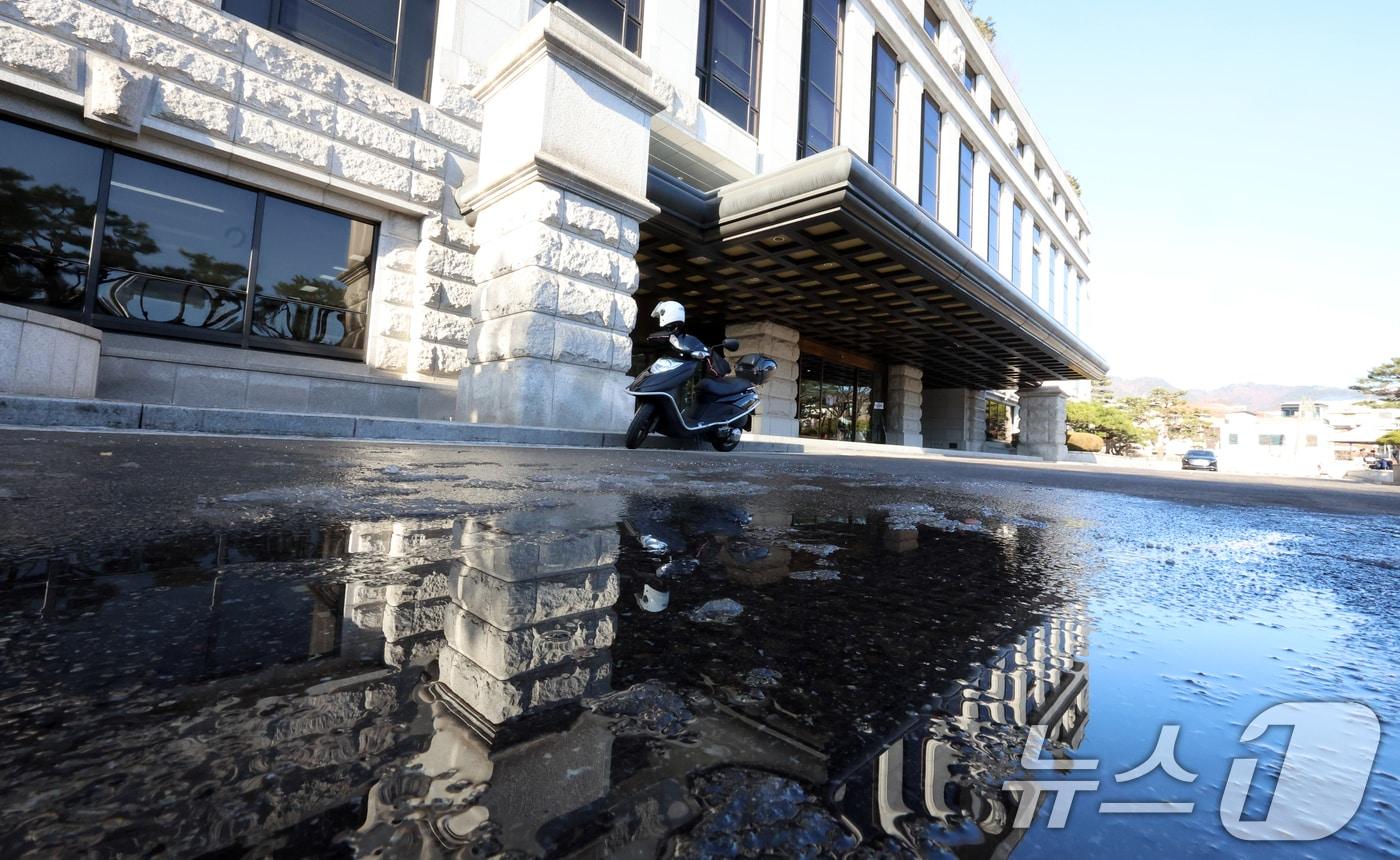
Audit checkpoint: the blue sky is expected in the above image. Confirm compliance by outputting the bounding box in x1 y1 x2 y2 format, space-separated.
981 0 1400 389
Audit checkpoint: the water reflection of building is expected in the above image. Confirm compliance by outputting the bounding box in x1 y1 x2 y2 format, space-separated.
832 613 1090 855
364 500 1093 857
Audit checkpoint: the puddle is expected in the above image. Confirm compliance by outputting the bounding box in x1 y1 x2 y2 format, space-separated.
1 483 1398 858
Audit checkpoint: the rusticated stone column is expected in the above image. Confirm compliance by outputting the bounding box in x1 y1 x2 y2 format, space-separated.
725 321 800 437
455 6 664 430
884 364 923 447
1017 385 1069 461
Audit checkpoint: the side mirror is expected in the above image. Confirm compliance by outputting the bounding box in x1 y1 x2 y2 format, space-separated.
722 338 740 351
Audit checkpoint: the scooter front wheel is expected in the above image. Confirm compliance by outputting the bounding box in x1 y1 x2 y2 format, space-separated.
711 434 741 452
625 402 658 449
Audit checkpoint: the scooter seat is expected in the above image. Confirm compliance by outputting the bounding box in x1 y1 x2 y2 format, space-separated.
696 376 753 398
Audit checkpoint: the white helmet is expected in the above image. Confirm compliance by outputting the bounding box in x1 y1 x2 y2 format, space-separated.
651 300 686 330
636 584 670 613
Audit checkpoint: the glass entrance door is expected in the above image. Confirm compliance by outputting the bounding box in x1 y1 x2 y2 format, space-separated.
797 354 885 443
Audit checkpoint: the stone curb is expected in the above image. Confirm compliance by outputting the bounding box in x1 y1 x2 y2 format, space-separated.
0 394 806 453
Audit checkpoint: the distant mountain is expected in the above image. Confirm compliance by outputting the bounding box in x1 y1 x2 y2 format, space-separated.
1109 377 1357 412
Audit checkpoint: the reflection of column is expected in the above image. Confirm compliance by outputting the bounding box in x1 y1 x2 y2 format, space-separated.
438 503 621 725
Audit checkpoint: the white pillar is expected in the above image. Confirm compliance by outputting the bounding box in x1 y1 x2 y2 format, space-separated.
894 64 923 200
726 321 800 437
456 6 665 432
1017 386 1069 461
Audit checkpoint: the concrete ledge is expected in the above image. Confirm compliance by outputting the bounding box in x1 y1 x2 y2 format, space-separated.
1 304 103 398
0 395 1012 459
355 416 610 448
0 393 140 429
142 404 358 438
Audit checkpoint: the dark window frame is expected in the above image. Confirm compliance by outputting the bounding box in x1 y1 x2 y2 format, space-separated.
986 171 1001 269
0 112 378 361
1010 200 1023 288
224 0 439 100
922 3 940 40
868 35 898 181
1031 224 1042 302
696 0 765 135
956 137 974 246
551 0 644 53
797 0 843 158
918 93 940 215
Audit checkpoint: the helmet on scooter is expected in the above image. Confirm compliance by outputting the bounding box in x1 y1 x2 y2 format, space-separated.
650 300 686 331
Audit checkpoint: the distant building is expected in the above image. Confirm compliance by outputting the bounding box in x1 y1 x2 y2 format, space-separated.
1216 398 1400 477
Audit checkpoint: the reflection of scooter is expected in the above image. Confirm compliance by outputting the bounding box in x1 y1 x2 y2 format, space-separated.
624 301 776 452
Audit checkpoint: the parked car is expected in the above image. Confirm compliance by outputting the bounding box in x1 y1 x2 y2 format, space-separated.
1181 449 1218 471
1369 457 1394 471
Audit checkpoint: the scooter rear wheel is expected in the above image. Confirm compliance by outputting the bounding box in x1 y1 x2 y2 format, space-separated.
625 403 658 449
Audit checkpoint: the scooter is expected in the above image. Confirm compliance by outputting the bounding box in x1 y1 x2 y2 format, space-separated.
624 330 777 452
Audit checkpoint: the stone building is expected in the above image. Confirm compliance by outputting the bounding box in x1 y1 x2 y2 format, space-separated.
0 0 1105 457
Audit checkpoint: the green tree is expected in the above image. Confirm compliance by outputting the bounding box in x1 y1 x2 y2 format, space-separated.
1066 173 1082 196
1119 388 1210 450
962 0 996 42
1352 357 1400 406
1066 401 1148 455
1378 429 1400 447
1090 377 1114 405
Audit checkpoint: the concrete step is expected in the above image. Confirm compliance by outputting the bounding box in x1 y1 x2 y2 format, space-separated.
746 433 1043 462
0 394 805 453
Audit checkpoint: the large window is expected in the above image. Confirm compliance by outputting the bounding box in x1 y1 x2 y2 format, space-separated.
798 0 841 158
0 121 104 314
986 173 1001 269
225 0 438 100
0 117 376 358
1031 224 1042 302
918 94 940 214
922 3 940 40
697 0 763 133
962 62 976 93
1010 201 1023 289
551 0 643 52
956 138 974 246
1048 245 1059 316
868 37 898 181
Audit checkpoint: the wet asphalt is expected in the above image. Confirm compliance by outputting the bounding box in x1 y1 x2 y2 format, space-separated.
2 429 1396 549
1 428 1399 858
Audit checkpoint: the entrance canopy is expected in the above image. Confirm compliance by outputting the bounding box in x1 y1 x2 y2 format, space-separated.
636 148 1108 390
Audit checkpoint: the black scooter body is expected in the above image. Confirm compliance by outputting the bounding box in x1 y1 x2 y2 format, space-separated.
624 333 764 451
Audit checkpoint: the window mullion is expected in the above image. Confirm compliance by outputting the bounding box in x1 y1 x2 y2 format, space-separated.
81 149 115 325
243 193 267 348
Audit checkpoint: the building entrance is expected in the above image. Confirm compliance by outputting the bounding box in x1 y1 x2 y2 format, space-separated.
797 351 885 443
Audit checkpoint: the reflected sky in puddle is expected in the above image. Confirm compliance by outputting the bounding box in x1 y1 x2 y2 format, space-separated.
1 485 1397 858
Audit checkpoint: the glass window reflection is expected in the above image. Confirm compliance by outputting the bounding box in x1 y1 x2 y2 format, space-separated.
0 118 377 357
253 197 373 349
0 121 104 312
102 156 256 289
